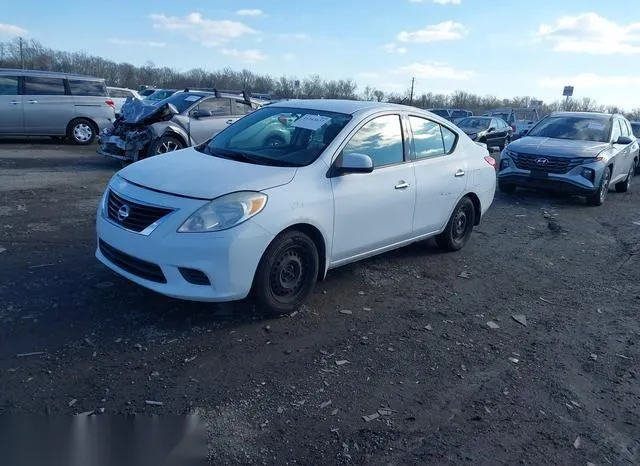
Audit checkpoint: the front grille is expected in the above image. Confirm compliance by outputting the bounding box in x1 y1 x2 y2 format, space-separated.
107 190 173 233
179 267 211 286
510 153 584 174
99 240 166 283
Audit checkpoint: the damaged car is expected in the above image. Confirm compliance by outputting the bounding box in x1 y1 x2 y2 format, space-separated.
97 90 273 163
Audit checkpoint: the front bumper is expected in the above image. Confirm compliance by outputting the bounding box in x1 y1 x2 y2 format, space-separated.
97 127 154 162
95 180 275 302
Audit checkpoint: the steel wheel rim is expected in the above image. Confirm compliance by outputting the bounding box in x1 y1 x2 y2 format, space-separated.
157 140 180 154
453 205 471 241
269 247 307 300
600 171 610 202
73 123 92 142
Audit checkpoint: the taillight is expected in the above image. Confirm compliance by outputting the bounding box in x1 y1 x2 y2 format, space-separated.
105 99 115 109
484 155 496 168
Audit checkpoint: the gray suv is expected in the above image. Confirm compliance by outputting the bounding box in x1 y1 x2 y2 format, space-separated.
0 68 116 144
498 112 639 206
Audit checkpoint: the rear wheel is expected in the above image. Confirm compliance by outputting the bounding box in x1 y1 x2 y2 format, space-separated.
67 118 96 145
252 231 319 314
587 167 611 206
615 162 635 193
435 197 476 252
147 135 184 157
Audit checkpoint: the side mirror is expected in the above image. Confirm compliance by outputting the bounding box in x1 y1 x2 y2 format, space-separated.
192 109 213 119
334 152 374 176
615 136 632 145
488 127 496 133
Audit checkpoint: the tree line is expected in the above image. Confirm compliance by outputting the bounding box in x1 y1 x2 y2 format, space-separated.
1 38 639 120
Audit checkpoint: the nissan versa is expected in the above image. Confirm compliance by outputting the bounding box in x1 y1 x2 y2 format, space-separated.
499 112 639 206
95 100 497 313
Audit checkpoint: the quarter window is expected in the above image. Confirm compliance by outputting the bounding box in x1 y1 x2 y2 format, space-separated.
441 125 457 153
24 76 66 95
0 76 18 95
69 79 107 96
409 116 445 158
343 115 404 168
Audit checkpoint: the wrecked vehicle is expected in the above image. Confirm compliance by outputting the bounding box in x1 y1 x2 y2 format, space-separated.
97 90 273 163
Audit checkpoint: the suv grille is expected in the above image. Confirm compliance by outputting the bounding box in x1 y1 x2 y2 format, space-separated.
107 190 173 233
510 153 584 174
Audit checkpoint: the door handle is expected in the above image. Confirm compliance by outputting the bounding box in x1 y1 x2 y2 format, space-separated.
454 170 465 177
27 100 38 104
10 100 19 105
395 181 410 190
226 119 235 124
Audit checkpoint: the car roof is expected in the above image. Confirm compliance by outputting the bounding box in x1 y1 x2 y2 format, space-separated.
0 67 104 81
269 99 419 115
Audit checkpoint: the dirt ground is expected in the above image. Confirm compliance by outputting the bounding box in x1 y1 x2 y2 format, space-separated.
0 138 638 465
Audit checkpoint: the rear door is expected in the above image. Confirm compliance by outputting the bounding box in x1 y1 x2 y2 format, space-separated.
0 74 23 134
187 97 235 144
23 76 71 135
409 115 467 234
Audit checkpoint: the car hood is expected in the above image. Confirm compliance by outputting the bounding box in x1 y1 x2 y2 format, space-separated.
508 137 610 158
117 98 174 125
117 148 297 199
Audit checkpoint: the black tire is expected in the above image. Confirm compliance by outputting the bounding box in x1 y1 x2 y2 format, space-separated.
498 182 516 194
147 135 184 157
252 231 319 314
499 135 511 151
264 135 286 148
616 162 635 193
435 197 476 252
67 118 97 145
586 167 611 206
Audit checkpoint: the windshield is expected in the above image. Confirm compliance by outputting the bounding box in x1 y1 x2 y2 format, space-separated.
632 123 640 138
429 109 450 118
197 106 352 167
156 93 205 113
145 89 176 101
457 117 490 130
527 116 611 142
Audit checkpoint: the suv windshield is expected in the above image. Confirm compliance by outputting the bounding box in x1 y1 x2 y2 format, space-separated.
457 117 490 129
197 106 352 167
527 116 611 142
157 93 206 113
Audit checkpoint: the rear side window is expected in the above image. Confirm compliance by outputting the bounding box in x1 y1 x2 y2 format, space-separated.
24 77 66 95
68 79 106 96
409 116 444 158
196 98 232 116
0 76 18 95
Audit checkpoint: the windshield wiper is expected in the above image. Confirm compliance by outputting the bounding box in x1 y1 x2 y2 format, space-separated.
204 148 299 167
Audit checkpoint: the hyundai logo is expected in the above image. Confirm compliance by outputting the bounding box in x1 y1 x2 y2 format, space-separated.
536 157 549 165
117 204 130 221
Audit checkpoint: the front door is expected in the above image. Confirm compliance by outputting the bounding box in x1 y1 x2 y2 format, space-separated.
0 75 23 134
330 114 416 263
408 115 467 234
188 97 237 144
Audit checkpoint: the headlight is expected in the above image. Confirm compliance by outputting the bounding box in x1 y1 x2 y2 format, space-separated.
178 191 267 233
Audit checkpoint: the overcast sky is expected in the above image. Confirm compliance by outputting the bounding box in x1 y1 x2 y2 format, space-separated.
2 0 640 108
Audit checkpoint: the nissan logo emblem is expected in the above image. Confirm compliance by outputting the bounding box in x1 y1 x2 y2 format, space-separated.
117 204 130 221
536 157 549 165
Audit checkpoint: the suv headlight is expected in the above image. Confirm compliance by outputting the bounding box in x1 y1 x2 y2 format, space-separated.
178 191 267 233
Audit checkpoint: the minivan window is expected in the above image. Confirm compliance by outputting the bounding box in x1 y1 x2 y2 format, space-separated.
69 79 106 96
0 76 18 95
24 76 66 95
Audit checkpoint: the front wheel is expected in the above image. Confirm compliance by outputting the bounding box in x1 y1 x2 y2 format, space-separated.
586 167 611 206
147 135 185 157
435 197 476 252
252 231 319 314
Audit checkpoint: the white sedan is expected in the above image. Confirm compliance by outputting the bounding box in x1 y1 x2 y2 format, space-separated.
95 100 496 313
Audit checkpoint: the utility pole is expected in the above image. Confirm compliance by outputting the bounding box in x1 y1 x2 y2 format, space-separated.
409 77 415 106
19 37 24 69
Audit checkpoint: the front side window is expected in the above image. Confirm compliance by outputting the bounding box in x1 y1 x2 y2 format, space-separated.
343 115 404 168
618 119 630 138
69 79 106 96
24 76 66 95
196 98 232 116
0 76 18 95
409 116 445 159
199 106 352 167
611 119 622 142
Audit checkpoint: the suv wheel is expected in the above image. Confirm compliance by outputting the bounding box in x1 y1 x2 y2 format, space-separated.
587 167 611 206
67 118 96 145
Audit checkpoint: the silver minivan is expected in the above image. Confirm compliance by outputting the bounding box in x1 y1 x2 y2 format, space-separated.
0 69 115 144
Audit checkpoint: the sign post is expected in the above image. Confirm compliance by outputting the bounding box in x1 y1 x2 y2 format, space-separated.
562 86 574 110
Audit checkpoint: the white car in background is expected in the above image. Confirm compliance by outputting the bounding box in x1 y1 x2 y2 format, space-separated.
107 87 142 115
95 100 497 313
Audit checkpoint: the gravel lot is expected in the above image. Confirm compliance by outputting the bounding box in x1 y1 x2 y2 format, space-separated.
0 139 639 465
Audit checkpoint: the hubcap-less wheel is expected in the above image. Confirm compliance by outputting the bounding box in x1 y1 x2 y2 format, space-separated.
73 123 93 143
270 248 306 299
157 140 180 154
600 170 611 203
452 203 472 243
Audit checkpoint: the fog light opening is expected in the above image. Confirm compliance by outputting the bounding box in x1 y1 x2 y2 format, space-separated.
581 168 595 182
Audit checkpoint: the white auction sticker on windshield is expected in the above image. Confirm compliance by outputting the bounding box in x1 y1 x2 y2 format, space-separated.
185 95 202 102
587 121 605 130
292 114 332 131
